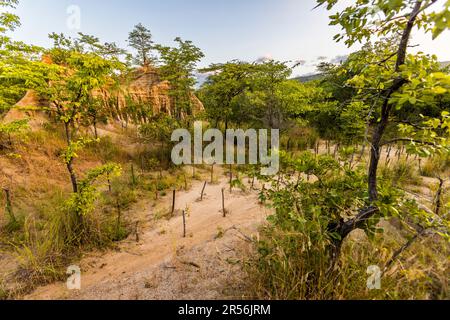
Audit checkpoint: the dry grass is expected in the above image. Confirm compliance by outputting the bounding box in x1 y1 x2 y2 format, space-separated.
0 122 203 298
248 223 449 300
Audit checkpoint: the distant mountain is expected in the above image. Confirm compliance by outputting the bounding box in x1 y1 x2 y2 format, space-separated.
292 73 324 83
440 61 450 69
292 61 450 84
195 72 209 89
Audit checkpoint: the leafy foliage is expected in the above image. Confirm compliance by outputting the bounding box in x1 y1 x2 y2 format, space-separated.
128 23 154 66
155 38 204 120
65 163 122 218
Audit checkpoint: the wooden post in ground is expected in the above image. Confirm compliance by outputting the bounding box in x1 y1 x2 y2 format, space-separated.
171 189 176 216
434 177 444 216
385 145 392 166
222 188 226 218
116 200 121 235
200 181 207 201
334 143 340 159
135 222 140 242
184 174 188 190
182 210 186 238
229 165 233 193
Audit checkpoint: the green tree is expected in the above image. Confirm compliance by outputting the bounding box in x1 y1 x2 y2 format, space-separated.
139 114 180 165
156 37 204 121
0 0 44 116
251 60 293 129
317 0 450 253
128 23 154 66
199 61 255 129
36 33 125 193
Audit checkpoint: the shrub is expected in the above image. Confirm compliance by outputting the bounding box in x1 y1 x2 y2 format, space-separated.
86 136 129 163
381 160 421 186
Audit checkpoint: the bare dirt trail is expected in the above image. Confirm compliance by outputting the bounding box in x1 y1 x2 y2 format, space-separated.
25 175 271 300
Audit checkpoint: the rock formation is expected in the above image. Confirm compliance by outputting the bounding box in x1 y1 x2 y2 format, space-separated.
3 63 204 126
97 65 204 121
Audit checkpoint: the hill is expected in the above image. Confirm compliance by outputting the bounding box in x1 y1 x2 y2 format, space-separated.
292 73 324 83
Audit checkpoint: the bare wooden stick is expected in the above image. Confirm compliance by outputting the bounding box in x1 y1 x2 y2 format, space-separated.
383 232 421 276
116 200 122 234
182 210 186 238
229 165 233 193
135 221 140 242
222 188 226 217
385 145 392 166
200 181 207 201
171 189 176 215
383 177 446 276
334 143 340 159
107 173 112 192
434 177 444 215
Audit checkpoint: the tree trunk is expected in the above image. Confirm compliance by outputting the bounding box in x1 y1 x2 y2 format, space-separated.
67 160 79 194
368 116 389 201
93 117 98 140
328 1 424 264
64 122 78 193
3 188 16 223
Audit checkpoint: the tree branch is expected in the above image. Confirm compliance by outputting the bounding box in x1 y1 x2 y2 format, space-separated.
380 138 438 147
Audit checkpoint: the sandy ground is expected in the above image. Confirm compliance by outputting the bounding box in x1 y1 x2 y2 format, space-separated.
9 140 445 299
24 177 271 300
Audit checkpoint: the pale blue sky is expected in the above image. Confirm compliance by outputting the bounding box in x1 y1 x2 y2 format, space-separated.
10 0 450 76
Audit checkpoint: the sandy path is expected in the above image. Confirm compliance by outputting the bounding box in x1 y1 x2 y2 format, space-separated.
24 177 270 300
